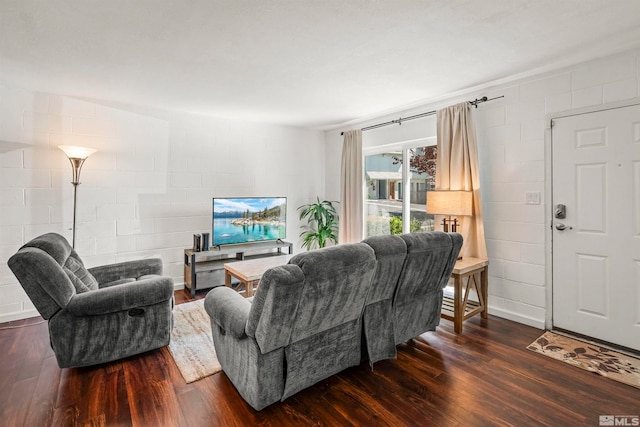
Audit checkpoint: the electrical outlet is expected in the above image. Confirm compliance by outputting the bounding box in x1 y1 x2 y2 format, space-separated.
525 191 541 205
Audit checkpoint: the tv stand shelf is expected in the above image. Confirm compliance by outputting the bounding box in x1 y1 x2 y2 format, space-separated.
183 240 293 298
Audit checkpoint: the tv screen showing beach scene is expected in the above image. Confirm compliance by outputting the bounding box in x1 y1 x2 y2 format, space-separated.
212 197 287 246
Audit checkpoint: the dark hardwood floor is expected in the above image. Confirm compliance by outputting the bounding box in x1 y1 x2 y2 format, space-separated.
1 290 639 426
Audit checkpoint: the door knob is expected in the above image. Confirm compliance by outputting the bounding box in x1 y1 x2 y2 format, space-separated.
555 223 573 231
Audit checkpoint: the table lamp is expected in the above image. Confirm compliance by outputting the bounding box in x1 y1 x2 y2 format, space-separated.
426 190 472 233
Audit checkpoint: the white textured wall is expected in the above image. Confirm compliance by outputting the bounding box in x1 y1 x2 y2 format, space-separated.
0 87 325 322
326 48 640 329
2 48 638 326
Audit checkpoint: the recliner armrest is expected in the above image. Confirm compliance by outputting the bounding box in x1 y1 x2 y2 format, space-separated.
89 258 163 285
204 286 251 339
65 276 174 316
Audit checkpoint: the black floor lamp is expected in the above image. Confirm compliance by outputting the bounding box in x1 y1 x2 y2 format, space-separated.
58 145 97 249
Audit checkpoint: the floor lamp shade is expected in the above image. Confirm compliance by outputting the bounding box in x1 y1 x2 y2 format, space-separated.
58 145 98 160
58 145 97 248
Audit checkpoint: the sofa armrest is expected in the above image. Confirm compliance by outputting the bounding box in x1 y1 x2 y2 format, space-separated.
89 258 163 285
204 286 251 339
65 276 174 316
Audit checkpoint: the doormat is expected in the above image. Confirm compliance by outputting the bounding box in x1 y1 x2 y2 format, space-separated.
527 331 640 389
168 299 222 383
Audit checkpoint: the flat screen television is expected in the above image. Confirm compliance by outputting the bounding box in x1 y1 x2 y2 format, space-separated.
212 197 287 246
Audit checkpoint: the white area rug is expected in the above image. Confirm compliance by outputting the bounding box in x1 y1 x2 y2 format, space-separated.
168 299 222 383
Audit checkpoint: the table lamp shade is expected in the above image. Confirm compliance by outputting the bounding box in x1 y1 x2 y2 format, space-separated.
426 191 473 216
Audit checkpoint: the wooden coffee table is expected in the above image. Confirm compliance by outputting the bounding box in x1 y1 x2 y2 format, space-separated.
224 255 294 297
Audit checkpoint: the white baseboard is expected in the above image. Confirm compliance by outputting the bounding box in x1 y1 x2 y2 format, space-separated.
487 305 546 330
0 309 40 324
2 290 546 330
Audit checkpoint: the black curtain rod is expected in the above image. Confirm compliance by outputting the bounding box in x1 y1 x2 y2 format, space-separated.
340 95 504 135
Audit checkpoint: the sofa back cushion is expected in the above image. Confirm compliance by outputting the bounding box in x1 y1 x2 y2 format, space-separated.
246 243 378 399
361 234 408 363
63 255 99 293
246 264 306 354
362 235 407 304
393 231 462 344
278 243 376 399
286 243 376 343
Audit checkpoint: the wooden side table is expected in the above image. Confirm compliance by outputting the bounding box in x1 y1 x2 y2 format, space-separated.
441 257 489 333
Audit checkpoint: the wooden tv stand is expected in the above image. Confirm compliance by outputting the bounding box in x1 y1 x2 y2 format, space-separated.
183 240 293 298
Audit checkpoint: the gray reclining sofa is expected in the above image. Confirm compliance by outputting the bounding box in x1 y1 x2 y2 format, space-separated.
205 231 462 410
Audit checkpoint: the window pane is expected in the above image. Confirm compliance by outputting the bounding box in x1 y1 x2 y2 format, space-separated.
364 145 436 237
408 146 436 232
365 151 403 237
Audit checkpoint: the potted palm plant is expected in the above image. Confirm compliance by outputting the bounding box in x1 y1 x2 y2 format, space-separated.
297 197 339 250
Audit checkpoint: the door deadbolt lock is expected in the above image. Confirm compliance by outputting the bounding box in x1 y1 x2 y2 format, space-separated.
554 204 566 219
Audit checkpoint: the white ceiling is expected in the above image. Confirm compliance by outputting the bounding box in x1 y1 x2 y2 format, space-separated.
2 0 640 130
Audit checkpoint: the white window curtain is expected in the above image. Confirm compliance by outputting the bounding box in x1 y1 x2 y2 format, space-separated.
339 130 363 244
436 102 487 258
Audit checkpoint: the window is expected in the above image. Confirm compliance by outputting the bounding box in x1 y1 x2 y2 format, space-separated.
364 140 436 237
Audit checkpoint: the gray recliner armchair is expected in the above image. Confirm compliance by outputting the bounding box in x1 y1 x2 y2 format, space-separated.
8 232 174 368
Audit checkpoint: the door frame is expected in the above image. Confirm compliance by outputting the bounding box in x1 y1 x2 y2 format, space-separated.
544 97 640 330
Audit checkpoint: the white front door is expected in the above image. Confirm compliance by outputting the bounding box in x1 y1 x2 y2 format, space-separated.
551 103 640 351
